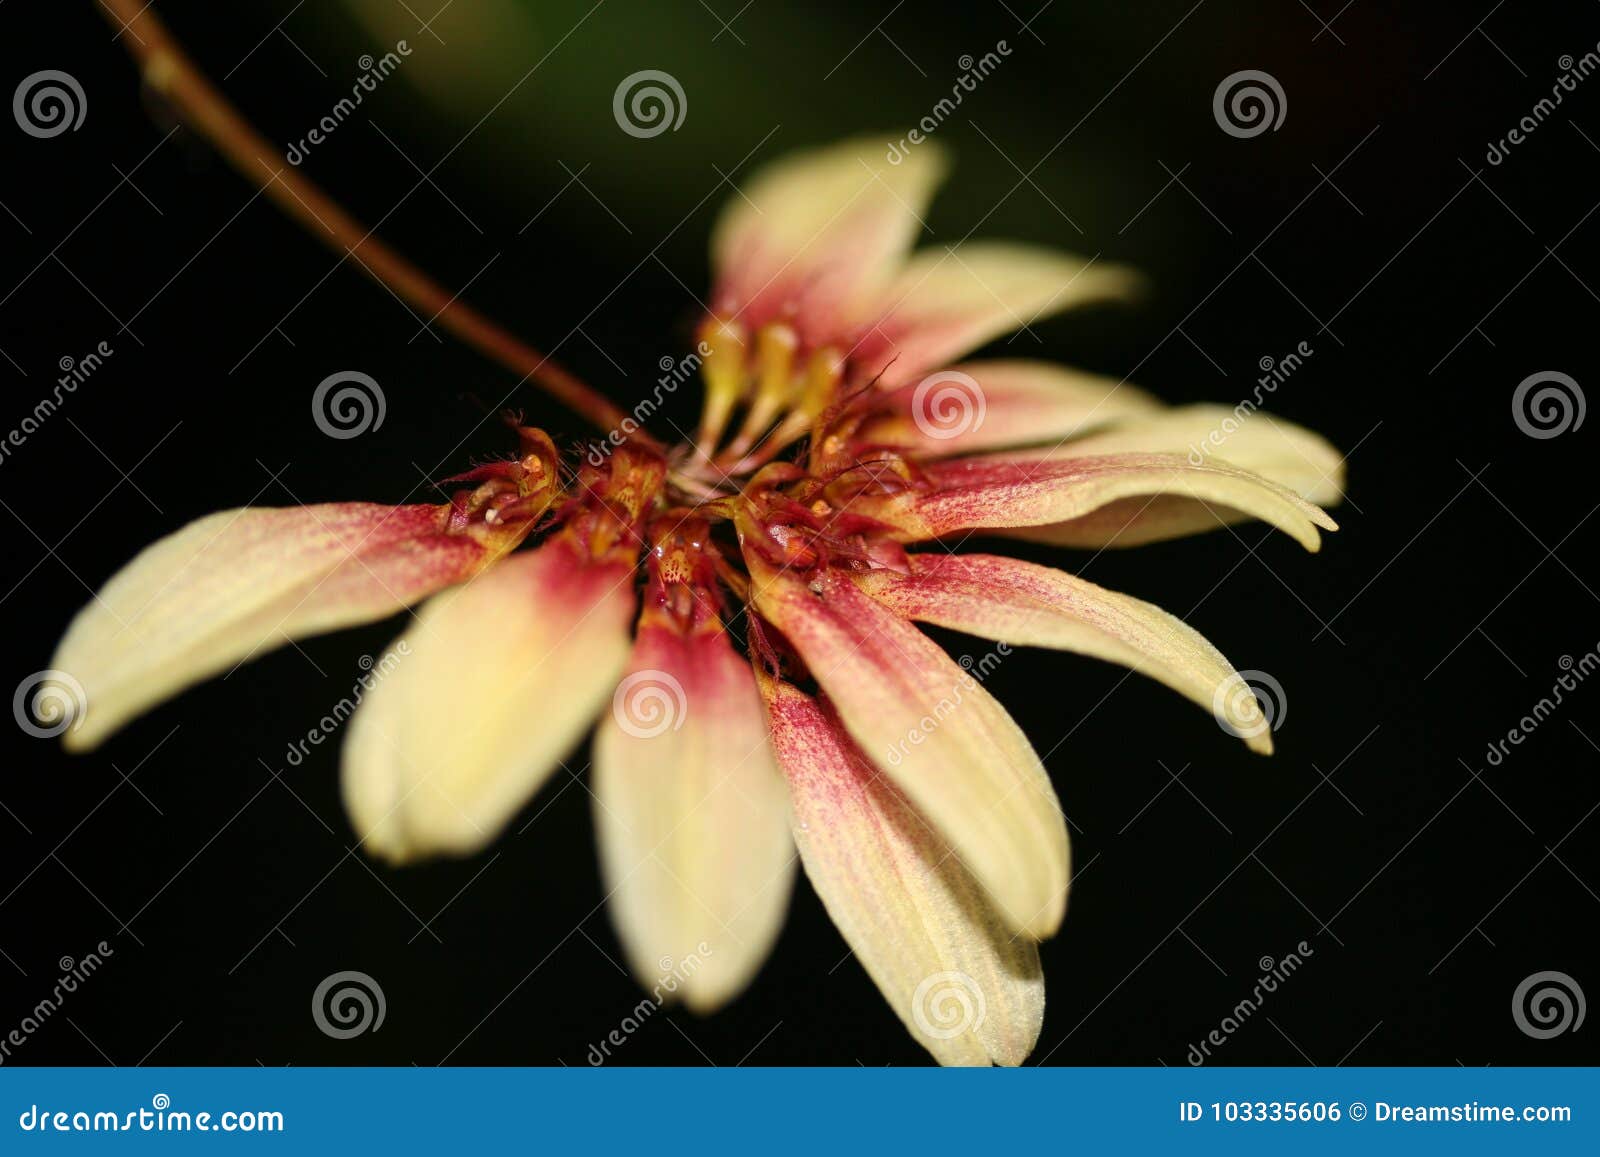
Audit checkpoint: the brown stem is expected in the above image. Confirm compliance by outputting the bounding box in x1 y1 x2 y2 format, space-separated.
98 0 653 444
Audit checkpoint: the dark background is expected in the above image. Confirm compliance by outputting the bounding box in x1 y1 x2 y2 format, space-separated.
1 0 1596 1067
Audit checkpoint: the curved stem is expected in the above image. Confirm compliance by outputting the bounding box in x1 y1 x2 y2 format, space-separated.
99 0 653 445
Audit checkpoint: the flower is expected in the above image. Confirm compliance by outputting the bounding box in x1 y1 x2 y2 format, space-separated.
49 135 1341 1065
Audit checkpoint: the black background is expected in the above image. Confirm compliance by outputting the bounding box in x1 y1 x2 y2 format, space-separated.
1 0 1596 1067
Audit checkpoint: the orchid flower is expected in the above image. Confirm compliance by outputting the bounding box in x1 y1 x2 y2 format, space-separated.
50 135 1342 1066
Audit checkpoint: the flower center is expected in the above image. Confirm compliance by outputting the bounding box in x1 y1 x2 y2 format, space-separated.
683 316 845 481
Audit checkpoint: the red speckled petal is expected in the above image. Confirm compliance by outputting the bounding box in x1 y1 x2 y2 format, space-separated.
855 553 1275 754
746 553 1069 939
341 534 634 862
710 136 947 347
593 621 794 1012
763 673 1044 1066
854 452 1337 550
51 503 522 751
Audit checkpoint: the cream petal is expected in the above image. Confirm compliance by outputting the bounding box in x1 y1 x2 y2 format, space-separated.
593 622 795 1013
854 451 1337 551
855 553 1274 754
746 553 1069 938
856 359 1164 458
51 503 515 752
710 135 948 346
853 242 1142 388
1053 404 1345 505
763 674 1043 1066
341 534 634 862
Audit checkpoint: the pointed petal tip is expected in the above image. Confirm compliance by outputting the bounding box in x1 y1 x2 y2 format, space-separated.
58 727 99 755
346 797 495 868
386 830 474 867
1020 898 1066 942
356 835 412 868
678 973 745 1017
19 667 99 753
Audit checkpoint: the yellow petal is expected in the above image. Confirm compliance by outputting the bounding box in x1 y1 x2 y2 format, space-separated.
854 242 1142 387
593 623 795 1013
746 553 1069 938
51 503 514 752
856 553 1274 754
762 674 1043 1066
710 134 948 345
1058 404 1345 505
341 535 634 862
856 359 1164 458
